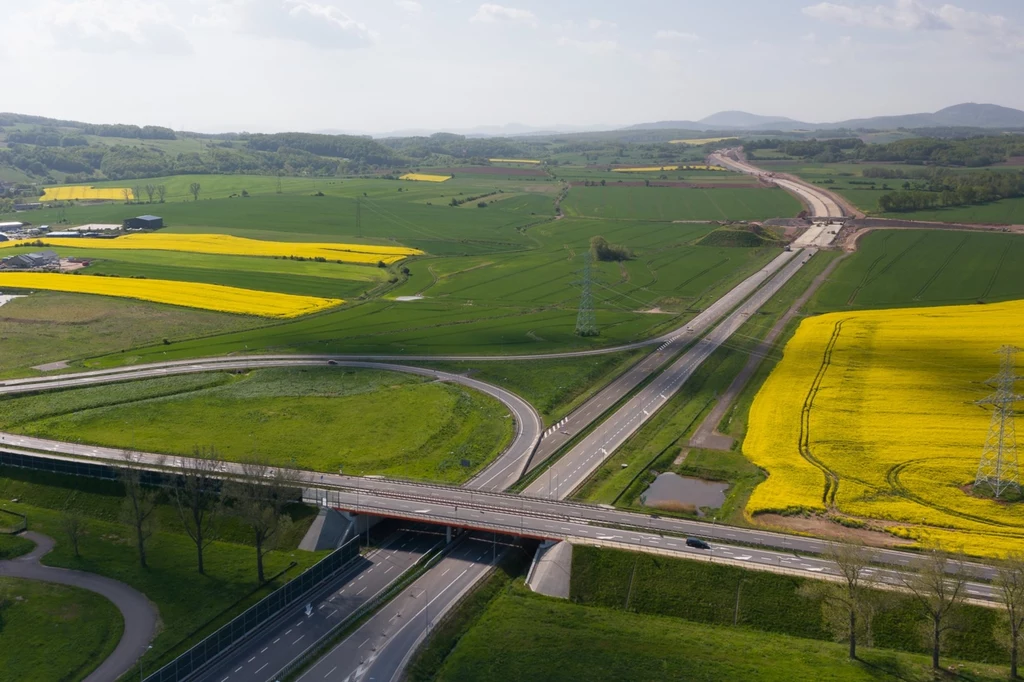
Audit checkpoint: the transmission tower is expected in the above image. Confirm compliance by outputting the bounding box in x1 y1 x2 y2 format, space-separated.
574 251 598 337
974 345 1022 499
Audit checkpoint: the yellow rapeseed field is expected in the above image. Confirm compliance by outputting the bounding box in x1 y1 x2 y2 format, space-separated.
399 173 451 183
488 158 541 164
744 300 1024 558
40 186 133 202
0 273 341 318
0 234 421 265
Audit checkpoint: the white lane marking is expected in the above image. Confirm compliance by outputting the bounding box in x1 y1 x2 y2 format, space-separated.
324 666 337 678
293 635 305 645
256 663 268 674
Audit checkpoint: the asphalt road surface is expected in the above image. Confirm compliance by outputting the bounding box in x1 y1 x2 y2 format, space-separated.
199 529 443 682
0 532 158 682
710 150 845 219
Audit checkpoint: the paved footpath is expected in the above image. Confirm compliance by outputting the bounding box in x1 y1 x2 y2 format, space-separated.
0 532 158 682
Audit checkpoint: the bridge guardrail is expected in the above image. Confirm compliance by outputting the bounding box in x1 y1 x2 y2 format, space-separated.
143 536 360 682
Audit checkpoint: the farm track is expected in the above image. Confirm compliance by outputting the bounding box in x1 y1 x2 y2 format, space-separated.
886 459 1024 533
981 241 1014 299
798 319 845 508
912 234 969 301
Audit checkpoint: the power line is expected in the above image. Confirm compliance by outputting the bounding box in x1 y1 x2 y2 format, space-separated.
974 345 1022 499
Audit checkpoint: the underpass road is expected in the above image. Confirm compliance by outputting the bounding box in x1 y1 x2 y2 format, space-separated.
201 530 443 682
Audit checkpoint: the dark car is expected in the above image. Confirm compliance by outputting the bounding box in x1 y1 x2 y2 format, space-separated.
685 537 711 550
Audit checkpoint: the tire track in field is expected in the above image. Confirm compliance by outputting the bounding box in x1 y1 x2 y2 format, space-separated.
847 232 927 306
981 240 1013 300
846 232 893 306
913 234 969 301
886 458 1024 532
799 319 845 508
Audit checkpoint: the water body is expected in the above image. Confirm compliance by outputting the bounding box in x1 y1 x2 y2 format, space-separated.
640 472 728 516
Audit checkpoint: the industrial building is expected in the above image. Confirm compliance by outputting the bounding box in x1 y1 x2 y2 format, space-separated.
124 215 163 229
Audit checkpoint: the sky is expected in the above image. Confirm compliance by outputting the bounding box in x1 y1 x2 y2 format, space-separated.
2 0 1023 135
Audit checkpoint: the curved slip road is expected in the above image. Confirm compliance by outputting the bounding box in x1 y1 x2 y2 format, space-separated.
0 360 542 494
0 531 157 682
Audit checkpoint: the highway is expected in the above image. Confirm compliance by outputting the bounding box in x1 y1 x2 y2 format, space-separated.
710 148 846 219
523 247 810 498
201 529 443 682
527 248 800 469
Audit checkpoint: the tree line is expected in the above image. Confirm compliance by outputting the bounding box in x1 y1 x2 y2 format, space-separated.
747 134 1024 167
875 169 1024 213
60 448 300 583
804 543 1024 678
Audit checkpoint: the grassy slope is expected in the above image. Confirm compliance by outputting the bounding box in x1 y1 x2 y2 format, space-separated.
1 367 513 482
570 546 1006 665
809 230 1024 312
0 577 124 682
436 589 1009 682
0 533 34 559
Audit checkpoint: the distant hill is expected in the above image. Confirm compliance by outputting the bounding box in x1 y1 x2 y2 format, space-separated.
626 103 1024 133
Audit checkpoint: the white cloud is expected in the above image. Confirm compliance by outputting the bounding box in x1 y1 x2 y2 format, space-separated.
588 18 617 31
199 0 377 49
470 4 536 26
395 0 422 15
20 0 192 55
556 37 618 55
654 29 699 42
803 0 1024 51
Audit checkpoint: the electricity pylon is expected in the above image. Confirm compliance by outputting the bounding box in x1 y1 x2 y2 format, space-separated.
974 345 1022 499
574 251 598 337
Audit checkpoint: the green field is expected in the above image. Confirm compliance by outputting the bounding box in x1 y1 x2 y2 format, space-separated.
0 533 34 559
810 230 1024 311
69 219 778 365
1 367 513 480
562 186 803 221
0 292 261 377
436 589 1009 682
0 577 123 682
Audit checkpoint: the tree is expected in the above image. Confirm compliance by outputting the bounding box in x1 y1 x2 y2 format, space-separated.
59 495 86 558
798 542 877 659
590 235 633 262
899 548 969 670
189 182 201 201
994 554 1024 679
132 185 142 205
122 188 131 204
227 458 294 583
173 446 223 575
156 185 167 203
119 450 160 569
144 184 156 203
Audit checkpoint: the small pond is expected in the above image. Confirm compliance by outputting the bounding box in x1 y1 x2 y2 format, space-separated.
640 472 728 516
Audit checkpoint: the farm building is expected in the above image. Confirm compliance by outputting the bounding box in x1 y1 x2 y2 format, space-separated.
69 223 120 233
0 222 25 231
2 250 59 270
46 231 81 237
124 215 163 229
0 234 8 242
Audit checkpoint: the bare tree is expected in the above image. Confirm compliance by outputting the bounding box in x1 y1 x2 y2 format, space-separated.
995 554 1024 679
122 188 131 204
173 446 223 575
156 185 167 203
799 542 878 659
227 458 294 583
59 495 86 558
132 186 142 205
119 450 159 569
899 548 969 671
189 182 201 201
144 184 156 203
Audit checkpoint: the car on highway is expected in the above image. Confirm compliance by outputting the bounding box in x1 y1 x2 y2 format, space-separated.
685 537 711 550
